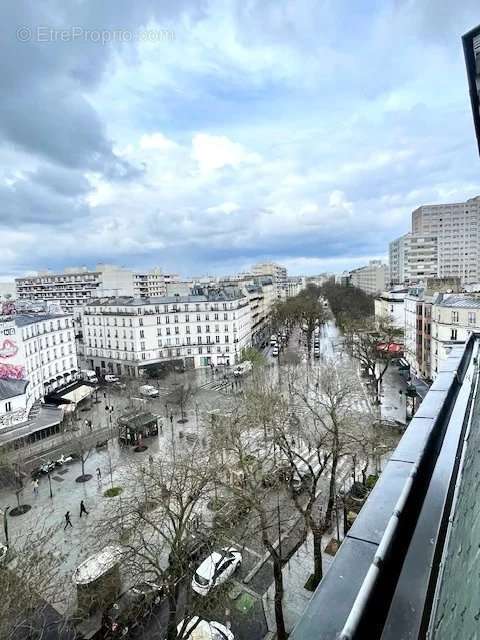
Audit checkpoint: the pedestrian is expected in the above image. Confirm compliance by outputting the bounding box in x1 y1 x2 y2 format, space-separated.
149 454 153 466
96 467 101 480
64 511 73 529
32 478 39 496
79 500 89 517
169 413 173 425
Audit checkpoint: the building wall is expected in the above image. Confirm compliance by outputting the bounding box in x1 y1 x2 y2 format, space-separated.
80 293 252 376
412 196 480 284
389 233 411 285
349 260 387 295
407 235 438 282
430 298 480 377
374 291 406 330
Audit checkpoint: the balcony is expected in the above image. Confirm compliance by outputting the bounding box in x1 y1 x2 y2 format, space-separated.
290 333 480 640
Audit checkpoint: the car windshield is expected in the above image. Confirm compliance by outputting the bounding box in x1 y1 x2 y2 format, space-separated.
194 572 210 586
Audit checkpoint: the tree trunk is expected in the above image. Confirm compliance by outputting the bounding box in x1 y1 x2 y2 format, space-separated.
166 590 178 640
81 457 85 477
272 555 287 640
325 454 338 528
312 526 324 586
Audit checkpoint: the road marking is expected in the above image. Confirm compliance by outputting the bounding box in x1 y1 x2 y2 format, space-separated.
222 538 263 560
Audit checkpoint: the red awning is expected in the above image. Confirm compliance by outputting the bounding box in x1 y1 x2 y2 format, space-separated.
377 342 403 354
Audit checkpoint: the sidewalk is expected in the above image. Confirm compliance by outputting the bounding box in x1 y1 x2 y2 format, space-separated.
262 531 338 635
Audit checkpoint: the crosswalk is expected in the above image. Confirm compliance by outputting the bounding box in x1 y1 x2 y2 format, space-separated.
198 378 229 392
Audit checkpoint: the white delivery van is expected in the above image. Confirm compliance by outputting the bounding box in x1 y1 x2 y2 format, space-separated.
233 361 253 377
139 384 159 397
81 370 98 384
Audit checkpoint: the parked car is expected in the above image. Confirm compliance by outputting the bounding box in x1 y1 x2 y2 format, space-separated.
177 616 234 640
55 453 73 466
112 381 127 391
272 347 279 357
192 548 242 596
103 582 164 638
139 384 159 398
105 374 120 383
270 335 277 346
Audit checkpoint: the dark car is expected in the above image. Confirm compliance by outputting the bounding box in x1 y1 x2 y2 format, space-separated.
103 582 163 638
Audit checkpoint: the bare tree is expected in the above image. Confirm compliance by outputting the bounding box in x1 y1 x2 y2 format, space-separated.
170 382 196 424
0 526 70 640
274 360 376 587
211 393 292 640
67 430 95 482
344 316 401 403
99 443 227 640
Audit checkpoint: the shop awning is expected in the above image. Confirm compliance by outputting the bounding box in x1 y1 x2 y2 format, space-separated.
61 385 94 405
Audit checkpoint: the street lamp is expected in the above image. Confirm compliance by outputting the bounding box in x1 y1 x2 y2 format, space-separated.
47 470 53 499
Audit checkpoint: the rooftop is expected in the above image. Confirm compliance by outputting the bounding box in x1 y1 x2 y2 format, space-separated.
0 379 28 401
438 295 480 308
14 313 71 327
86 289 246 307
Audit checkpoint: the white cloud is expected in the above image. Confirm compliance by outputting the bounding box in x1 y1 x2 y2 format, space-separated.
206 202 241 214
191 133 261 172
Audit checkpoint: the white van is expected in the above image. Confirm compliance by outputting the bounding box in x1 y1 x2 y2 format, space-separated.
270 335 277 346
139 384 159 397
81 370 98 384
233 361 253 377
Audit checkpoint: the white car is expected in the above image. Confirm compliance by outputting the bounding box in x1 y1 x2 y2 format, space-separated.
191 548 242 596
177 616 234 640
105 374 120 383
139 384 159 398
272 347 279 357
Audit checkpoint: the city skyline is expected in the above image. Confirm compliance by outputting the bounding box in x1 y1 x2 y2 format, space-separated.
1 2 479 279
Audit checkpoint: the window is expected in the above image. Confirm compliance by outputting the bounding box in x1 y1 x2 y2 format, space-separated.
185 314 190 322
451 311 459 323
166 316 170 324
451 329 458 340
197 326 202 333
186 337 191 345
166 327 171 335
214 313 219 320
206 325 210 333
215 335 220 343
468 312 476 325
140 330 144 338
5 401 11 412
139 318 143 326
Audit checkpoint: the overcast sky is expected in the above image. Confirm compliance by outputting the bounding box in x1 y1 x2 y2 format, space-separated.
1 1 479 280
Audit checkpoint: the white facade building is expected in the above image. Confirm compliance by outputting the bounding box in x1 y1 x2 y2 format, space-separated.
374 289 408 331
349 260 388 295
389 233 411 286
412 196 480 284
431 295 480 377
251 262 288 298
0 314 77 427
407 235 438 283
15 265 179 312
79 289 252 377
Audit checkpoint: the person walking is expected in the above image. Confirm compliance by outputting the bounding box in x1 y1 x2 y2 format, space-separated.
64 511 73 529
32 478 39 497
79 500 89 518
96 468 101 480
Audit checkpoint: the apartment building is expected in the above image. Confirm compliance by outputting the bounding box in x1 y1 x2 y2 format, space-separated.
15 265 179 312
79 288 252 377
431 295 480 377
412 196 480 284
251 262 288 297
374 288 408 331
349 260 388 295
0 313 77 428
389 233 411 285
